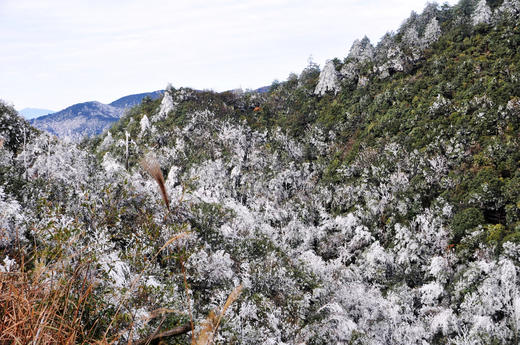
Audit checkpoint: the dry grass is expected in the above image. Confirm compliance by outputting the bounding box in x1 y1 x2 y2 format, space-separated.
193 284 243 345
0 236 239 345
0 232 191 345
193 310 217 345
0 264 98 345
0 153 238 344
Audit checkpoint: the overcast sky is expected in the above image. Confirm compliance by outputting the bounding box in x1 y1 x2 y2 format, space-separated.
0 0 458 111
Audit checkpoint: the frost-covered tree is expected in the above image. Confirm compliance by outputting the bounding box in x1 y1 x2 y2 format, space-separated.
403 26 421 49
153 89 175 122
0 186 22 246
472 0 493 25
314 60 340 96
348 36 375 62
423 18 442 47
499 0 520 17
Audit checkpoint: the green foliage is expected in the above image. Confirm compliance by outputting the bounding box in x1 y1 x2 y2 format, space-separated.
486 223 507 244
0 102 39 152
452 207 485 243
91 5 520 258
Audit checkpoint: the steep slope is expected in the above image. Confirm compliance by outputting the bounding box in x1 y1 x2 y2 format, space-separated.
30 90 163 140
2 1 520 344
91 1 520 343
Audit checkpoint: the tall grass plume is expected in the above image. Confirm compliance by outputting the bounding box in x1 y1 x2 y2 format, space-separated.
140 155 170 211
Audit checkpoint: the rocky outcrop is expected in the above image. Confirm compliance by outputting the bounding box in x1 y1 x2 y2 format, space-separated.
315 60 340 96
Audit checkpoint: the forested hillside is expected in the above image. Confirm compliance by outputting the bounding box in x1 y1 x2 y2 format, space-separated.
1 0 520 344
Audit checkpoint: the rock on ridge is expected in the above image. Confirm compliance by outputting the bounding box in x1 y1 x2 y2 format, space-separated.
314 60 340 96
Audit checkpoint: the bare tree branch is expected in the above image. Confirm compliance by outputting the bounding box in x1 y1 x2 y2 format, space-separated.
133 323 191 345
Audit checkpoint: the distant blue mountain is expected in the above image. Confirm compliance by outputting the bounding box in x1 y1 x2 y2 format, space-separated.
109 90 164 108
30 90 163 140
19 108 55 119
254 86 270 93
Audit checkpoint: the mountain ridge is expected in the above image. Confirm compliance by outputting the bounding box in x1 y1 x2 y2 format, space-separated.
29 90 164 139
